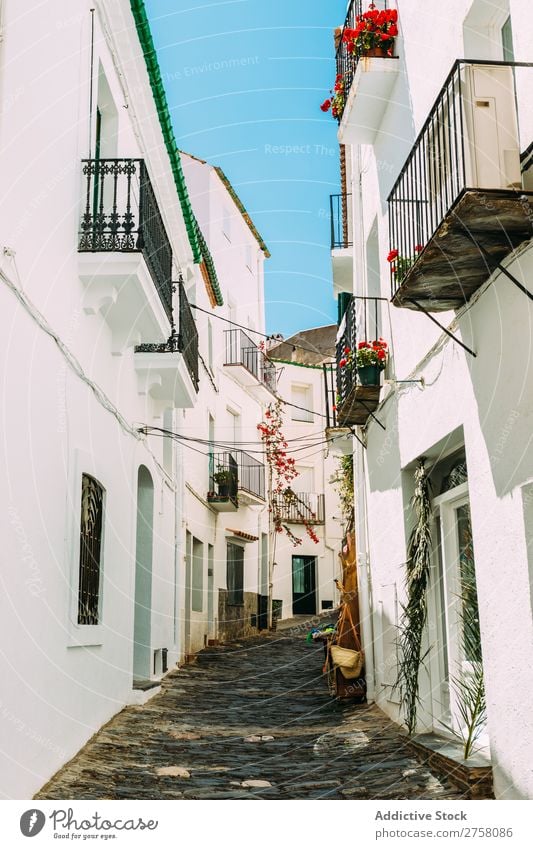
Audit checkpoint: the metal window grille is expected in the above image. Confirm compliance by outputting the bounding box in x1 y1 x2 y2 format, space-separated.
77 474 104 625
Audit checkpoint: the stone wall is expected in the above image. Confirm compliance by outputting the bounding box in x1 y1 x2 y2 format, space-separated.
218 591 260 642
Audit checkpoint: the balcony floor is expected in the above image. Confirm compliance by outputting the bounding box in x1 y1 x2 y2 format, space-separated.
337 384 381 427
392 189 533 312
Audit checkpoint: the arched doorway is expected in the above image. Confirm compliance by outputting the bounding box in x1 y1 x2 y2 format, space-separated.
133 465 154 681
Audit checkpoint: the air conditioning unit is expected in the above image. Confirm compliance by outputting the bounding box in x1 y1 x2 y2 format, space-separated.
462 64 522 190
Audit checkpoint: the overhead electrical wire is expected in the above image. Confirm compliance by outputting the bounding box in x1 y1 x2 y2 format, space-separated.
189 302 336 362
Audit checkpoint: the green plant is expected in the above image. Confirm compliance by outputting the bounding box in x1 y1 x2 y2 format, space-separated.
395 458 432 735
387 246 424 284
338 339 388 371
330 455 354 527
451 517 486 759
213 467 231 485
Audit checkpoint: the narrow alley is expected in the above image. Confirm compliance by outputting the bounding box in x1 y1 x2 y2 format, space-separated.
37 633 463 801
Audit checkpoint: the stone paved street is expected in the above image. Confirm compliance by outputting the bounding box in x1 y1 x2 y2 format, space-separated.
37 634 464 800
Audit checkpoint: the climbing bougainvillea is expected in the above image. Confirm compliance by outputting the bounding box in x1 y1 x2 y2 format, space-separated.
257 400 320 546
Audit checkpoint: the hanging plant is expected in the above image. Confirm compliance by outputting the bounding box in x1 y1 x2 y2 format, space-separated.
257 400 319 628
257 399 320 546
395 458 432 735
330 455 354 531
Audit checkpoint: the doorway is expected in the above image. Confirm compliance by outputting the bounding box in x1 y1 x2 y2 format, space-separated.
133 466 154 681
292 555 317 615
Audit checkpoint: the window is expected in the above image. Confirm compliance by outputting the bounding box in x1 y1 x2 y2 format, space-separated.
222 207 232 242
78 474 105 625
227 543 244 605
245 244 254 273
207 319 214 372
291 384 313 423
501 15 514 61
192 538 204 613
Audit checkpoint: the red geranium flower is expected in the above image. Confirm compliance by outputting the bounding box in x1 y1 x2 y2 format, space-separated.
344 346 351 354
387 249 398 262
320 99 331 112
339 358 347 368
415 243 424 253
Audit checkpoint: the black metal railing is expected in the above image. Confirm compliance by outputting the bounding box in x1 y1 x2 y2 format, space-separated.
330 193 353 249
336 296 384 409
135 281 199 392
387 60 531 297
335 0 389 120
323 363 338 428
79 158 173 322
209 452 239 506
237 450 266 500
273 492 325 525
178 282 199 390
224 328 277 393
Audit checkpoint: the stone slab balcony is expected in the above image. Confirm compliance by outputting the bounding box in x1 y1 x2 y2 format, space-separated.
388 61 533 311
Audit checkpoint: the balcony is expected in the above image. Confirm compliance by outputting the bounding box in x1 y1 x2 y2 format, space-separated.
134 281 199 410
223 329 277 400
78 158 173 352
335 0 399 145
335 296 385 427
272 492 325 525
207 450 266 511
388 61 533 312
330 193 353 295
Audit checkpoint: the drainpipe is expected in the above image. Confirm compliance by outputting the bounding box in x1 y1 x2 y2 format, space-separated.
173 411 185 662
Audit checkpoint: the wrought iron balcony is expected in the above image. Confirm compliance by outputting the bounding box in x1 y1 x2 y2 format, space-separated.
208 449 266 506
79 158 173 322
208 452 239 512
388 60 533 312
335 0 397 144
272 492 325 525
208 449 266 509
135 281 199 393
330 193 353 250
224 329 277 397
335 296 385 427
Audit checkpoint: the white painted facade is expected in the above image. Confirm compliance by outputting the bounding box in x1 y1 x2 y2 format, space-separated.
268 335 343 621
332 0 533 799
179 153 272 654
0 0 273 800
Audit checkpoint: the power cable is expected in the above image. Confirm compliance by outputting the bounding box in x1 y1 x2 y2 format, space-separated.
189 302 335 361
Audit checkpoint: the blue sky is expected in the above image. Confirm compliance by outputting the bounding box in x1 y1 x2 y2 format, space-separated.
145 0 345 337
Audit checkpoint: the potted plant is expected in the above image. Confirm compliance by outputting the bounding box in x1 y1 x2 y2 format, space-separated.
320 73 345 120
342 4 398 58
387 245 424 284
339 339 388 386
213 467 232 497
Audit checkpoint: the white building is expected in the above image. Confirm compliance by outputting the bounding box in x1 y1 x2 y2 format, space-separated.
0 0 268 800
179 152 274 652
327 0 533 799
268 328 343 620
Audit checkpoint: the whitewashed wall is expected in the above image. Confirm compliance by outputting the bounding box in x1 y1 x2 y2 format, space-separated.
342 0 533 799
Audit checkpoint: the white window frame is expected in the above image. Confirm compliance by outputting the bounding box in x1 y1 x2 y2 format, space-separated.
427 482 487 746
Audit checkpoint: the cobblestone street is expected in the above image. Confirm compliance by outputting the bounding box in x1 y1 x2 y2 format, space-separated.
37 634 464 800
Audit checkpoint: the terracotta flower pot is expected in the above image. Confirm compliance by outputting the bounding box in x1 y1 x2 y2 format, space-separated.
362 41 394 58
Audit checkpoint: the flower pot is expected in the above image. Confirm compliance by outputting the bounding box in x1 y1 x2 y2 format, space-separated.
357 364 381 386
362 43 393 58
